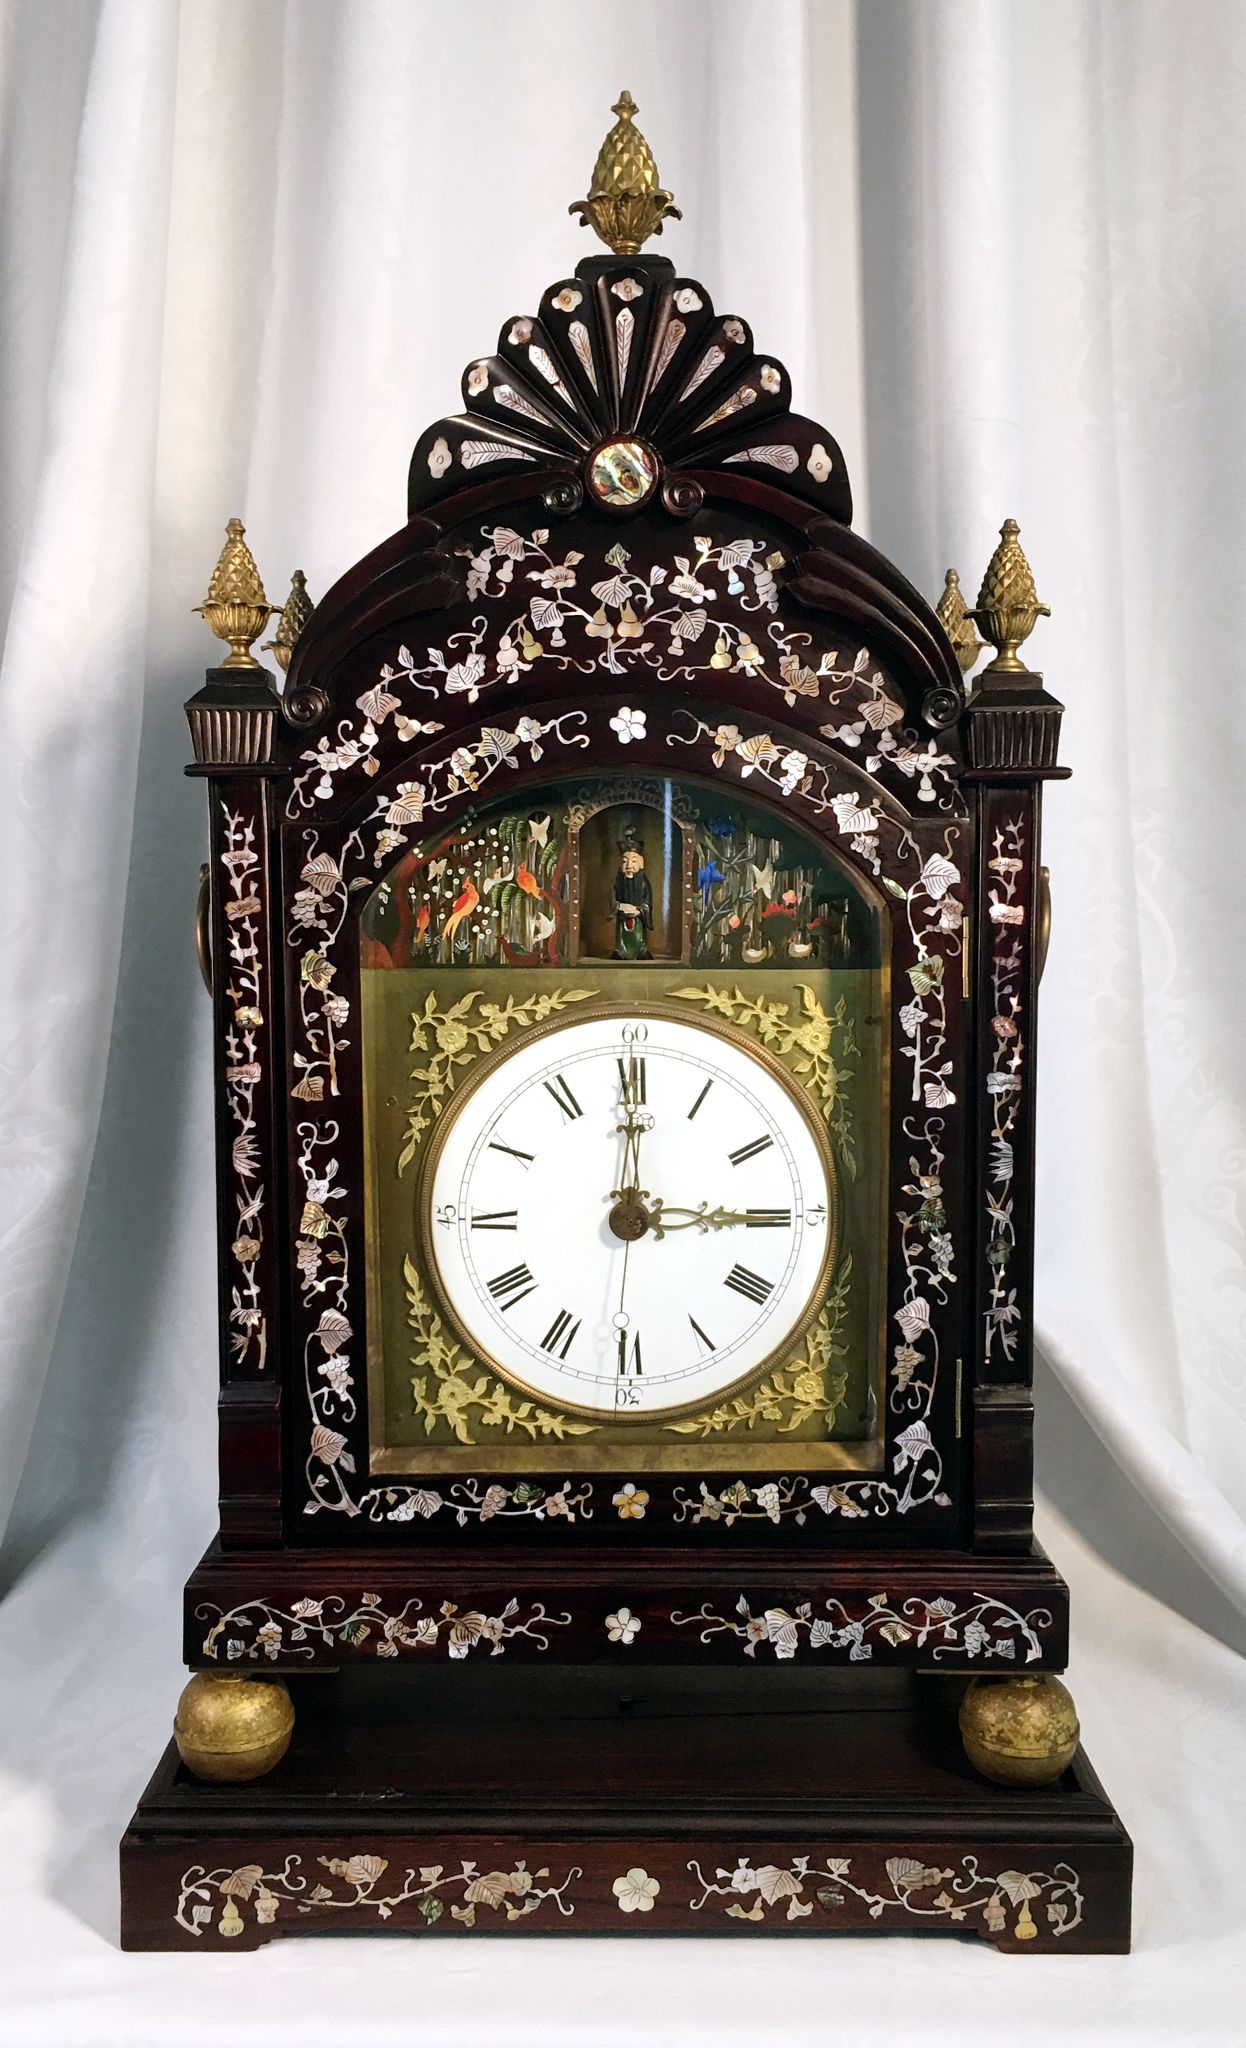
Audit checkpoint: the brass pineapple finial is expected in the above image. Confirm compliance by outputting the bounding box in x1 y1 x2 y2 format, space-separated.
264 569 314 674
972 519 1050 673
194 518 277 669
569 90 681 256
936 568 984 675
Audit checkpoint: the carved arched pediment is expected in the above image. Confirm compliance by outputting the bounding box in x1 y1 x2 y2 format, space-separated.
407 255 853 527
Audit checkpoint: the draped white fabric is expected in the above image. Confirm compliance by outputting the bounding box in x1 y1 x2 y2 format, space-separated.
1 0 1245 2020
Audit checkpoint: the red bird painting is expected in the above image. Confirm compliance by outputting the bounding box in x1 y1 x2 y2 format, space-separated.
441 876 480 954
516 861 546 901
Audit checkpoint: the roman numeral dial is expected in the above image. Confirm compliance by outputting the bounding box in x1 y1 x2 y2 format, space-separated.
423 1005 836 1423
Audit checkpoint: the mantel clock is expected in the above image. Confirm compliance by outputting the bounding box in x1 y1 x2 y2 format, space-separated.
121 94 1131 1952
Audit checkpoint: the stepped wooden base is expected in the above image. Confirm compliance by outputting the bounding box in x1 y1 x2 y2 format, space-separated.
120 1666 1131 1952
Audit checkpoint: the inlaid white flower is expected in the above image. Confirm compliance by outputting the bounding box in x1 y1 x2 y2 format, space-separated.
807 441 834 483
612 1867 660 1912
427 436 452 478
610 705 646 743
552 286 582 312
466 363 489 397
613 1482 649 1519
507 318 533 344
606 1607 642 1645
759 363 781 393
674 287 703 313
612 277 644 302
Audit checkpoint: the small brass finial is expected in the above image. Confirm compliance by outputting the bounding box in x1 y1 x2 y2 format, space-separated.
936 568 984 675
569 90 681 256
194 517 277 669
264 568 314 674
971 519 1050 673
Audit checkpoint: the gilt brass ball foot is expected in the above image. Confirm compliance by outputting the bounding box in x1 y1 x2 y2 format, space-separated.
959 1674 1079 1787
174 1672 295 1783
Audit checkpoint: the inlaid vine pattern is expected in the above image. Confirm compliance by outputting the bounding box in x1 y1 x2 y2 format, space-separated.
283 695 963 1525
175 1853 582 1938
360 1476 593 1528
984 814 1027 1368
686 1853 1083 1940
198 1592 572 1663
669 1591 1051 1662
666 710 963 1518
172 1846 1084 1943
283 525 956 830
219 805 268 1372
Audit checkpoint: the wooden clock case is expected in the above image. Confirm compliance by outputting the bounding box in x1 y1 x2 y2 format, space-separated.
120 224 1131 1951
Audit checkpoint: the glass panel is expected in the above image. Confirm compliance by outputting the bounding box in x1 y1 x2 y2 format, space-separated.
361 772 887 1474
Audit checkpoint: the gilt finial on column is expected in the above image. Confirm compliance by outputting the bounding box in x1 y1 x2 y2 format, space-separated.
264 569 314 674
569 90 681 256
194 518 277 669
936 568 984 675
971 520 1050 674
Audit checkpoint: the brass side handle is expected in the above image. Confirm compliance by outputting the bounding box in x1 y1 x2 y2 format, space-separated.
196 862 213 994
1037 865 1051 984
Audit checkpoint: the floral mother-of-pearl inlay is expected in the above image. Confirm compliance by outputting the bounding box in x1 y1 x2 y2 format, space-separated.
189 1584 1051 1665
198 1594 572 1663
219 805 268 1372
687 1854 1083 1938
286 687 963 1523
665 712 963 1519
670 1592 1052 1662
176 1854 582 1938
984 813 1026 1367
286 526 956 824
171 1847 1083 1943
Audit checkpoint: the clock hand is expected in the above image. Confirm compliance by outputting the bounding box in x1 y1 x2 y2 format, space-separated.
644 1201 752 1241
612 1043 652 1199
608 1046 656 1245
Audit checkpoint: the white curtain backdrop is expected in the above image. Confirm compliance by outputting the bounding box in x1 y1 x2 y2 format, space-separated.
2 0 1246 2031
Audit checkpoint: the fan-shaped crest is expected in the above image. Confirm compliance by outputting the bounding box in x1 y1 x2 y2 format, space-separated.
409 259 851 524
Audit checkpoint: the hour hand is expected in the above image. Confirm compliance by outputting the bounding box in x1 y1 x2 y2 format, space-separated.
645 1200 751 1241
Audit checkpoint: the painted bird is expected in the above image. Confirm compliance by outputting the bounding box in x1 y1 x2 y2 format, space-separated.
516 861 546 902
414 901 430 946
698 856 724 905
441 876 480 951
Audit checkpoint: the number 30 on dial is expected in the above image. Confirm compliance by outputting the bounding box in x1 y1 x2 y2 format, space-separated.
421 1004 837 1421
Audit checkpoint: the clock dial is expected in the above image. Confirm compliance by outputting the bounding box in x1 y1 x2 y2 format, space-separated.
421 1004 836 1420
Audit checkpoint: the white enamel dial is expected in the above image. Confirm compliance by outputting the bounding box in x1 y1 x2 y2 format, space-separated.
422 1005 835 1421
